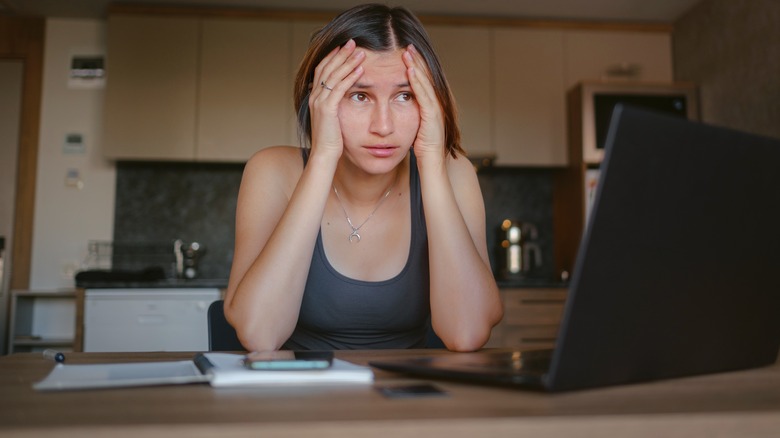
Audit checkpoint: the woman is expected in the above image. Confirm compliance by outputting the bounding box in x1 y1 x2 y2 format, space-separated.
225 4 502 352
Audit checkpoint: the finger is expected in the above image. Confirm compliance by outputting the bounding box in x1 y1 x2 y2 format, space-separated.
313 39 356 94
318 49 365 100
403 48 437 109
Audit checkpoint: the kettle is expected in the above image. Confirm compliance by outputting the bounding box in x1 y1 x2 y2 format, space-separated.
496 220 542 280
174 239 205 279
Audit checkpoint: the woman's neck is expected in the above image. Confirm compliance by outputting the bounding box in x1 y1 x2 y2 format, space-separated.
333 155 408 206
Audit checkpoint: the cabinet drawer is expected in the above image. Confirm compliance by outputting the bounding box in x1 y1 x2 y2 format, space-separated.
502 325 561 349
502 289 567 326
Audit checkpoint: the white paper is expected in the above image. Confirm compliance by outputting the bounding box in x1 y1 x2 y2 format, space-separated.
33 360 208 391
203 353 374 387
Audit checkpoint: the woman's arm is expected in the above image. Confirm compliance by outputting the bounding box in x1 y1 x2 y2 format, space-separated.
425 156 503 351
224 146 337 351
225 40 365 351
404 46 503 352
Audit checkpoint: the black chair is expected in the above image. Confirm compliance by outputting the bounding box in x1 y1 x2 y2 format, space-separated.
207 300 245 351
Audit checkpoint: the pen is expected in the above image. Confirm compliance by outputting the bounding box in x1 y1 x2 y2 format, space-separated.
42 349 65 363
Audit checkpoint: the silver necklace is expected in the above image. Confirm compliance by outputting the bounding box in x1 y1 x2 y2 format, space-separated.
332 181 395 243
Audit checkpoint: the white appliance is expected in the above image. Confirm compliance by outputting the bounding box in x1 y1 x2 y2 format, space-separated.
83 288 220 352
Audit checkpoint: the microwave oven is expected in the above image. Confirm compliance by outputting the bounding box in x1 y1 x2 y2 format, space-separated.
574 82 699 164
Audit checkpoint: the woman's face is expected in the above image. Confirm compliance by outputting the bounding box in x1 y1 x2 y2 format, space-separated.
338 49 420 175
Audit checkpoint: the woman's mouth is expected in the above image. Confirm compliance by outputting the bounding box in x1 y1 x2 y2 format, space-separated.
364 145 397 158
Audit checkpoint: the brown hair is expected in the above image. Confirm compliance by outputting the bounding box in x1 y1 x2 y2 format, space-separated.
293 3 463 158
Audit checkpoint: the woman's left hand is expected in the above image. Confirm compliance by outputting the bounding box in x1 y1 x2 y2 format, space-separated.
403 44 446 168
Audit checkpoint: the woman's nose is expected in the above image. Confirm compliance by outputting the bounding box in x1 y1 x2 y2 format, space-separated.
370 103 394 136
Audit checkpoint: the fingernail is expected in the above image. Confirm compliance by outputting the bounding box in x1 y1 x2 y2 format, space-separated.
346 39 356 48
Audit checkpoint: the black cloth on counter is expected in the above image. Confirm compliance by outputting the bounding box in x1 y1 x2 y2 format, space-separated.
75 266 167 286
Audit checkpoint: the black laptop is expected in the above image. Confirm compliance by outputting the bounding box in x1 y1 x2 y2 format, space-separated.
370 106 780 392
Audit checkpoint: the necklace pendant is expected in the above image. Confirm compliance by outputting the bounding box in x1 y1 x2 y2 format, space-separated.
349 230 361 243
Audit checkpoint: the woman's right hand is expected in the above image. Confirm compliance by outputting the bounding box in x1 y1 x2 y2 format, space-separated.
308 39 365 159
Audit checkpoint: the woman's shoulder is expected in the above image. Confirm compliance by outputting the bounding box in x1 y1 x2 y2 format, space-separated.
243 146 304 188
247 145 302 165
245 146 303 173
446 151 478 180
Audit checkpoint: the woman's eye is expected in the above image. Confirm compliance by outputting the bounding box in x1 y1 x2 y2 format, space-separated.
396 92 413 102
350 93 369 102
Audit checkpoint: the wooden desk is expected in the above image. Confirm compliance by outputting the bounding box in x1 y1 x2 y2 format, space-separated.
1 350 779 437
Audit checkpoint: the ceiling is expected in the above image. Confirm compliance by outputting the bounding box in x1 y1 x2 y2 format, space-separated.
2 0 702 23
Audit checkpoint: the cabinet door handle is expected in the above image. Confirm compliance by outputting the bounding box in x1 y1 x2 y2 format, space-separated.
521 337 557 343
519 299 566 305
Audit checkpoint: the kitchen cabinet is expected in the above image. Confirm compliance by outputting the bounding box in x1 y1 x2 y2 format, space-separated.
103 15 296 161
7 290 83 353
82 288 220 352
102 13 672 166
427 25 493 157
493 28 567 166
103 15 199 160
486 287 567 349
197 18 294 161
563 30 673 89
289 20 329 144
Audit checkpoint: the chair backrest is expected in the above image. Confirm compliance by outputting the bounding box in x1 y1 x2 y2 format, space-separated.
207 299 245 351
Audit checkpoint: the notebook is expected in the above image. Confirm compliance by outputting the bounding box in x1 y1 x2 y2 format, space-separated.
370 105 780 392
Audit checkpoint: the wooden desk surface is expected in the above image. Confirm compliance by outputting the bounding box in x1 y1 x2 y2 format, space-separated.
1 349 779 438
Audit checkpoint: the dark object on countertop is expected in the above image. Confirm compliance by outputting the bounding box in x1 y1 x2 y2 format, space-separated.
75 266 166 286
207 299 245 352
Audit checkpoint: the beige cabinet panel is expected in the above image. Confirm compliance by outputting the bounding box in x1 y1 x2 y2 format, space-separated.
486 287 568 348
564 30 673 88
197 18 293 161
103 15 199 160
427 25 493 157
493 28 567 166
289 20 328 146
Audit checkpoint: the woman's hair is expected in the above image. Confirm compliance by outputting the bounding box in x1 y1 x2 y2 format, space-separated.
293 3 464 158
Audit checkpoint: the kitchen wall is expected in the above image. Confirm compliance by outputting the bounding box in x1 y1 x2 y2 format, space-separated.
30 19 115 292
673 0 780 139
27 19 114 338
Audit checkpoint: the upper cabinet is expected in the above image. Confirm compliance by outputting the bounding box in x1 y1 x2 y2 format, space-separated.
197 18 293 161
427 25 493 158
102 13 672 166
104 15 296 161
563 30 673 89
103 15 199 160
493 28 567 166
289 20 329 145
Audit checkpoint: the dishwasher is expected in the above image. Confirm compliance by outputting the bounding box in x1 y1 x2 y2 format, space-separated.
83 288 221 352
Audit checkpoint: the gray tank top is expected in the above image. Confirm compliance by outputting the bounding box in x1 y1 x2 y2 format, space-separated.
283 148 430 350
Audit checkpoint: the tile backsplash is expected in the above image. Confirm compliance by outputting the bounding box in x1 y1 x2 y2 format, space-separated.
114 160 555 280
114 161 243 279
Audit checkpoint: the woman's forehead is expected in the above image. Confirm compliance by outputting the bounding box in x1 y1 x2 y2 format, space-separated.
356 49 407 82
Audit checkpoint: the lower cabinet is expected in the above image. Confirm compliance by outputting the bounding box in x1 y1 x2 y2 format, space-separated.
82 288 221 352
486 287 568 349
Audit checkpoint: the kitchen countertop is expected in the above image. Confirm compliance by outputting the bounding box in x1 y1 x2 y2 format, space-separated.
76 278 564 290
75 272 567 290
76 278 229 289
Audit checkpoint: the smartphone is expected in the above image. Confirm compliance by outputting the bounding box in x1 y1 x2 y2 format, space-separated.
243 350 334 371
